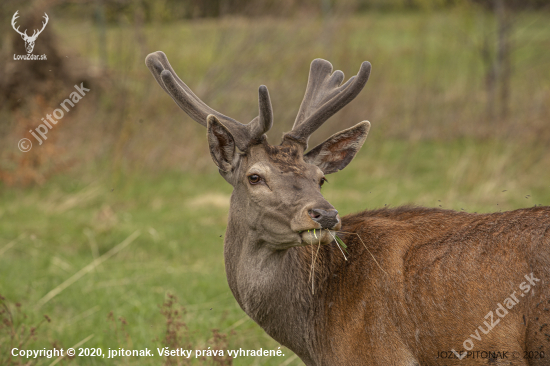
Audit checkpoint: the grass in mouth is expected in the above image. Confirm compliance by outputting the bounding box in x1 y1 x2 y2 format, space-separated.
308 229 390 294
334 235 348 253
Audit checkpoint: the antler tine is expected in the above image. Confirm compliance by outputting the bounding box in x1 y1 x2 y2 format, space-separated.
146 51 234 127
284 59 371 149
36 13 49 36
146 51 273 151
11 11 27 37
248 85 273 139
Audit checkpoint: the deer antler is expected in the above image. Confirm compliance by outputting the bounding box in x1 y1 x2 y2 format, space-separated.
145 51 272 151
29 13 49 40
283 59 371 149
11 11 28 38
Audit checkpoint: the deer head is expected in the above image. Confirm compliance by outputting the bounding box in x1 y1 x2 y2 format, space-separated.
146 52 371 249
12 11 49 54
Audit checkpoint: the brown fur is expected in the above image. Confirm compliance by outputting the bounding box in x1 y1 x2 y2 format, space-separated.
286 206 550 365
261 137 305 174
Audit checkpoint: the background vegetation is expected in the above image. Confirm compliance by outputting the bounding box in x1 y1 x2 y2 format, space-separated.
1 0 549 364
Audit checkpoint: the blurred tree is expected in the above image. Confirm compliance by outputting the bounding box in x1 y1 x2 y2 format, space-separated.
471 0 514 119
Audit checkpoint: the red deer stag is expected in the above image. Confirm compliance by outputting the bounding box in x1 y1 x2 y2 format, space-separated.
146 51 549 366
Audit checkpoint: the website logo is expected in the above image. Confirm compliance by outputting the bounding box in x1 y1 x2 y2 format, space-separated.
11 10 48 60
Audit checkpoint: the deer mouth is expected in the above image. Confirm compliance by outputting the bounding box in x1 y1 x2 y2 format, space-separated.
299 229 336 246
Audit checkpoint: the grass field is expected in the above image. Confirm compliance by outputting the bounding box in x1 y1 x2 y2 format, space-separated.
1 8 550 366
2 139 550 365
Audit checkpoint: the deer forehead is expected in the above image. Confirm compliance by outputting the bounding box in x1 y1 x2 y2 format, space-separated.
246 143 321 178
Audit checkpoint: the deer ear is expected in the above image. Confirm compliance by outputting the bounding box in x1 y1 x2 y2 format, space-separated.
304 121 370 174
207 115 236 172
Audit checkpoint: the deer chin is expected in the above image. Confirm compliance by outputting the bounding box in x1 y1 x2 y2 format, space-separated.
299 229 335 246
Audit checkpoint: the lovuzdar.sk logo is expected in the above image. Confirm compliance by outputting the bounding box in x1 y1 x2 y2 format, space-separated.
11 10 48 61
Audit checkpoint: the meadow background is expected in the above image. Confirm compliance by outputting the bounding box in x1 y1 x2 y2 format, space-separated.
0 0 549 364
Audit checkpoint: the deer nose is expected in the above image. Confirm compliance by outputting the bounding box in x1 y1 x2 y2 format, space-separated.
308 209 339 229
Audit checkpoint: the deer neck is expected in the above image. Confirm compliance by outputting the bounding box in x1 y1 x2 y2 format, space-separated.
223 193 319 364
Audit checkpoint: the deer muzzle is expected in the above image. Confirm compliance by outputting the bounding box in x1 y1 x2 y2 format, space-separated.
309 209 340 229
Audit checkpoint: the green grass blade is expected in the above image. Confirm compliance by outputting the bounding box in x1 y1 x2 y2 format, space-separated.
335 235 348 254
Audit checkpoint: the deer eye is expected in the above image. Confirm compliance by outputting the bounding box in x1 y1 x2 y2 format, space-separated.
248 174 262 185
320 177 328 187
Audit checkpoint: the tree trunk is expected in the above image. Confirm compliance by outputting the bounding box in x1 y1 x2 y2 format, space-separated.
495 0 512 119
